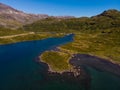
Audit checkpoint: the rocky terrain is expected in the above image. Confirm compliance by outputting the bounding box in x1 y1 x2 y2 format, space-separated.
0 3 75 29
0 3 49 28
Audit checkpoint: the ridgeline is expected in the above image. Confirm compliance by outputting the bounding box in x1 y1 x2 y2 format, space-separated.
0 8 120 70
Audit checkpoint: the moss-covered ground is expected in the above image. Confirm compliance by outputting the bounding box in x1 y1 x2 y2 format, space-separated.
40 51 71 72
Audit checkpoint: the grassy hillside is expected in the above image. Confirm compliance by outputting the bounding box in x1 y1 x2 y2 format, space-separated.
60 29 120 63
0 27 65 44
22 9 120 32
0 27 27 36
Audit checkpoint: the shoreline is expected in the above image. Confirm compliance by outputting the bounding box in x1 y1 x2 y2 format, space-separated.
70 54 120 77
0 32 70 45
37 49 120 90
38 49 120 77
37 52 92 90
39 52 72 74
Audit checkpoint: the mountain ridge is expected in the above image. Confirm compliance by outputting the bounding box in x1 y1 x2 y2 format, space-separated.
0 2 120 30
0 3 75 29
0 3 49 28
22 9 120 32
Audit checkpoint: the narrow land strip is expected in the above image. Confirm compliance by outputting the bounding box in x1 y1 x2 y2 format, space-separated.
0 32 35 39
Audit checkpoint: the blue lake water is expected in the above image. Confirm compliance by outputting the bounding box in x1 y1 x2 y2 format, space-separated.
0 34 120 90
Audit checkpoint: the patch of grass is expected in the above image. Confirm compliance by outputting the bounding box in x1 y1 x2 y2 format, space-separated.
61 30 120 63
40 51 71 72
0 32 65 45
0 27 26 36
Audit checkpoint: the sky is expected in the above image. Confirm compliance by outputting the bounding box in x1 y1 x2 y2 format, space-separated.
0 0 120 17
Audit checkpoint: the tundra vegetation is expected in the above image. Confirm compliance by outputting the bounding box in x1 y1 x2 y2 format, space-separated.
0 10 120 70
40 51 71 72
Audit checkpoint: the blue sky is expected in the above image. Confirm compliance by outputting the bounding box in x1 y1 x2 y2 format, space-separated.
0 0 120 17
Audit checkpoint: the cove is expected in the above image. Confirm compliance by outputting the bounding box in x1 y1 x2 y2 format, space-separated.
0 34 120 90
0 34 74 90
70 54 120 90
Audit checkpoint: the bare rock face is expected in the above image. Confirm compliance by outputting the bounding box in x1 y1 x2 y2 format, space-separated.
0 3 49 28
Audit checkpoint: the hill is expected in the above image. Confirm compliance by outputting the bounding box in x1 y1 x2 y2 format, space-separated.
22 9 120 32
0 3 74 29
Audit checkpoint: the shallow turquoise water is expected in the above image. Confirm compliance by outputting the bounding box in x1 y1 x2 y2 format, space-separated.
0 34 120 90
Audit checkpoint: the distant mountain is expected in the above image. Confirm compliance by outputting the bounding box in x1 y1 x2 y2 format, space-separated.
0 3 75 29
0 3 49 28
0 2 120 30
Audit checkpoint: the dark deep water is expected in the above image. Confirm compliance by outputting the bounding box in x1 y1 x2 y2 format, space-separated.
0 34 120 90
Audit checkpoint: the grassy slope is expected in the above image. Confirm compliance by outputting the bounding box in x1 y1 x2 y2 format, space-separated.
0 27 66 44
60 29 120 63
0 27 27 36
22 10 120 33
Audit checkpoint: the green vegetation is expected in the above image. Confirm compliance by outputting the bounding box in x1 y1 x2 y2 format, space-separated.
1 9 120 70
0 34 44 44
0 26 66 44
22 10 120 33
40 51 71 72
39 10 120 68
0 32 65 45
0 27 26 36
60 29 120 63
40 28 120 72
